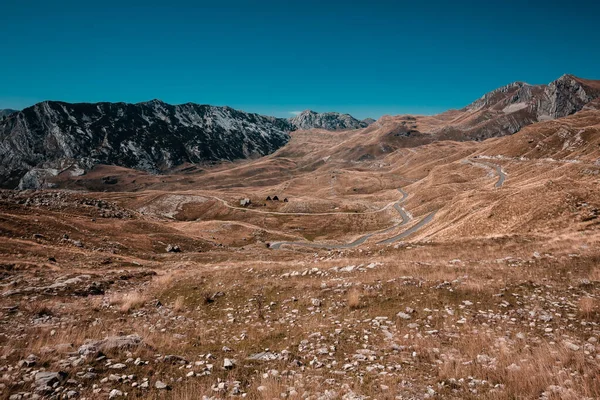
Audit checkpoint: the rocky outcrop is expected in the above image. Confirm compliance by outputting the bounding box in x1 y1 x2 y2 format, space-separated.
0 100 294 188
436 74 600 141
289 110 374 131
536 74 600 120
78 334 144 357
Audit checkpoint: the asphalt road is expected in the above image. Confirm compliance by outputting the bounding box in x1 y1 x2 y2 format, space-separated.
468 159 506 188
270 158 506 250
270 187 416 250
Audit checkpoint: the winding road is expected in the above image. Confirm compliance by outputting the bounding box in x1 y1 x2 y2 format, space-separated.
490 163 506 188
376 211 438 244
269 158 506 250
270 188 413 250
467 159 506 188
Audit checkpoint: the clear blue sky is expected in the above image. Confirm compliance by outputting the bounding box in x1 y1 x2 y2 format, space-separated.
1 0 599 119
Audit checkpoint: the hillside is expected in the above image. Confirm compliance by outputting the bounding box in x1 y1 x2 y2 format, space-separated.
0 100 293 189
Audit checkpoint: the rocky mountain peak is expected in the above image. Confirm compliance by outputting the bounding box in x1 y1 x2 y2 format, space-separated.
289 110 373 131
465 81 534 111
537 74 600 120
0 101 295 189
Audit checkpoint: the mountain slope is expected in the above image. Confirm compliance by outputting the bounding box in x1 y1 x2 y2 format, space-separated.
432 74 600 141
323 74 600 163
0 100 293 189
0 109 18 118
477 97 600 161
289 110 374 130
2 74 598 189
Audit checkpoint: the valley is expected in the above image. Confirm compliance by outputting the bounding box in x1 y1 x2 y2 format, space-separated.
1 75 600 399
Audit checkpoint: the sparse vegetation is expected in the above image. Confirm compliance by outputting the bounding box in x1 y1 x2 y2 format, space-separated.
347 287 362 309
1 93 600 398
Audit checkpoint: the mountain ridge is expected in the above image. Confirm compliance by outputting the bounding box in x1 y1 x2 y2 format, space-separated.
0 101 293 189
2 74 599 189
289 110 374 130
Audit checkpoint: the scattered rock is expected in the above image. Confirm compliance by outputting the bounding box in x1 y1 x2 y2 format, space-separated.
155 380 170 390
108 389 124 399
396 312 411 320
34 371 67 392
166 244 181 253
78 334 143 357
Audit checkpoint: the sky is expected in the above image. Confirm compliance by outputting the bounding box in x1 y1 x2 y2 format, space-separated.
1 0 599 119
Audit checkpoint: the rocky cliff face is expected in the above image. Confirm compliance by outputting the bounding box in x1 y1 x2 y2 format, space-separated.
442 74 600 141
536 74 600 120
289 110 374 131
0 100 294 189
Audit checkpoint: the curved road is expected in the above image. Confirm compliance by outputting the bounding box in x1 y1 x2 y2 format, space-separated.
467 159 506 188
489 163 506 188
376 211 437 244
270 188 414 250
270 158 506 250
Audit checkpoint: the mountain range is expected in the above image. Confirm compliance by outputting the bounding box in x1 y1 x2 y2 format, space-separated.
1 74 599 189
289 110 374 130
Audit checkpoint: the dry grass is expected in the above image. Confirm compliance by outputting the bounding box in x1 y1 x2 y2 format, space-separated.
346 287 362 309
173 295 185 312
2 112 600 399
435 333 600 400
248 377 299 399
25 301 55 317
588 266 600 282
109 290 149 312
105 271 179 314
152 271 175 288
578 296 598 318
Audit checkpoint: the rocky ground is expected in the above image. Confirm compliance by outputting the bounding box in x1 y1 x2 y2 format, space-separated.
1 214 600 399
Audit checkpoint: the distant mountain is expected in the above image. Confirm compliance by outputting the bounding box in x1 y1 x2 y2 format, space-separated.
432 74 600 141
302 74 600 163
0 100 294 189
361 118 376 126
0 109 18 118
289 110 374 131
2 74 597 189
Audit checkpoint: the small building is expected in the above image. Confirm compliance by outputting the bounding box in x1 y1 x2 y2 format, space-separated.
240 198 251 207
273 195 279 201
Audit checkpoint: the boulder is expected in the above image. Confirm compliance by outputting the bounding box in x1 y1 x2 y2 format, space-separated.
166 244 181 253
78 334 143 357
34 371 67 392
